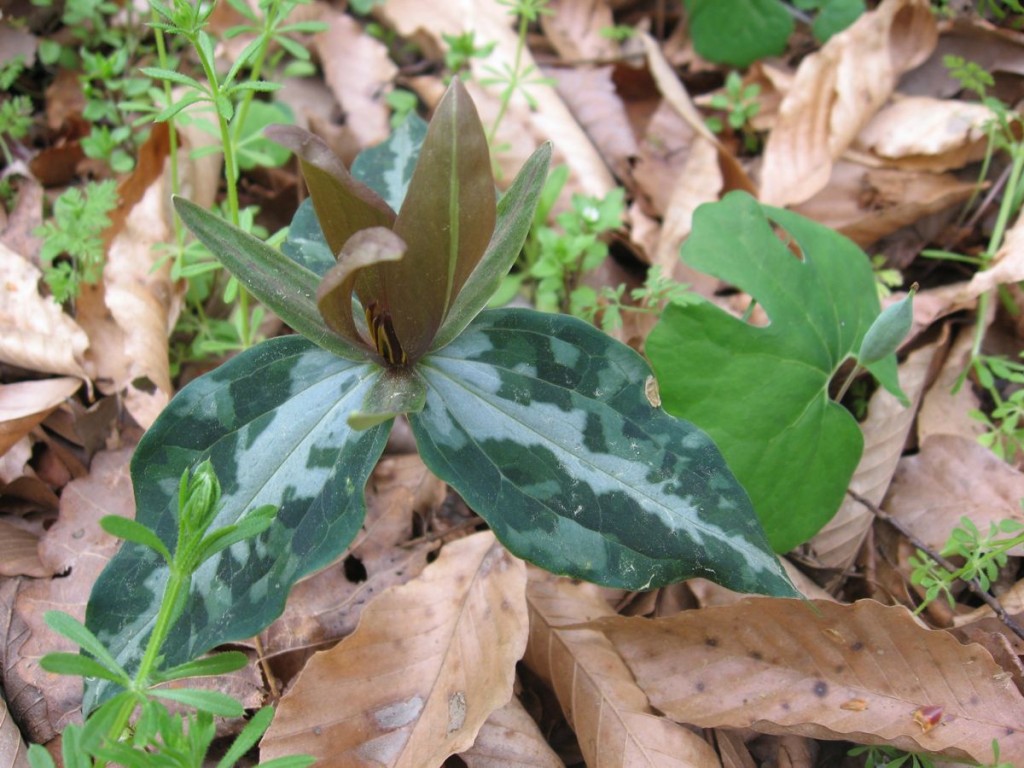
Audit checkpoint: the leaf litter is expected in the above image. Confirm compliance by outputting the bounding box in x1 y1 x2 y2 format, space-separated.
4 0 1024 765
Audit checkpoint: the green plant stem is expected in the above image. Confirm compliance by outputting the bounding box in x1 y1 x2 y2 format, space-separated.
101 564 191 755
188 32 253 348
486 11 529 147
971 144 1024 363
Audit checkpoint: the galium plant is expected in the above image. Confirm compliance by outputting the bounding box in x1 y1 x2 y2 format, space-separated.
28 462 311 768
84 79 795 703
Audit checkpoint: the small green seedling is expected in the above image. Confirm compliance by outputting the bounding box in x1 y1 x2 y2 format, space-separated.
706 71 762 152
29 462 312 768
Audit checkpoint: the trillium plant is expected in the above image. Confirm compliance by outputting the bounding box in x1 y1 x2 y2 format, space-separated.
85 80 795 701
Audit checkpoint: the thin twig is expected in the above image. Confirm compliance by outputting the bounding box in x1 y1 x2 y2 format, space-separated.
847 488 1024 642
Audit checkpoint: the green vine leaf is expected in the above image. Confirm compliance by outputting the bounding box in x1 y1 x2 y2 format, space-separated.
647 192 905 553
411 308 795 596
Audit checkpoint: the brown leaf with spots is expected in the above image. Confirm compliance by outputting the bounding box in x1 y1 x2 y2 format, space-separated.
593 599 1024 765
523 573 721 768
260 531 528 767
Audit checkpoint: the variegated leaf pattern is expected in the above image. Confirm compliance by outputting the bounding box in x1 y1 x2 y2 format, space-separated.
84 336 389 711
352 114 427 211
411 309 794 595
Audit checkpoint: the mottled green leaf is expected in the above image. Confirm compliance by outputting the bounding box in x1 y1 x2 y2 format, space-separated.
684 0 793 68
351 113 427 211
411 309 794 596
280 198 334 276
647 192 904 553
383 78 497 362
85 336 389 711
173 197 369 361
431 143 552 353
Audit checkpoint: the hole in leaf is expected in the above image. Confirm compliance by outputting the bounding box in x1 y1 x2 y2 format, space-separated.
343 554 367 583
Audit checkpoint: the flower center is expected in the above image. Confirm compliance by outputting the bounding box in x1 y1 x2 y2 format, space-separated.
365 301 407 366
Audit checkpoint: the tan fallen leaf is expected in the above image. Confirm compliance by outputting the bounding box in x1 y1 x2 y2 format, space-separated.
885 434 1024 553
540 0 616 62
641 33 754 196
791 161 979 247
550 66 637 182
714 730 756 768
854 97 994 172
522 574 721 768
102 178 176 429
260 531 528 767
594 598 1024 764
377 0 615 198
0 692 30 768
315 9 396 151
261 454 442 666
809 339 940 574
0 243 89 381
0 378 81 458
917 325 987 444
459 695 565 768
759 0 937 207
10 449 133 743
0 520 48 579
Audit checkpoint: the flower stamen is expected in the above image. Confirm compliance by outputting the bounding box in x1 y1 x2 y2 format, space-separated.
365 301 407 366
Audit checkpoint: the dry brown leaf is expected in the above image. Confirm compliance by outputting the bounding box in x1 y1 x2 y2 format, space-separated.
523 574 721 768
641 33 754 197
885 434 1024 553
261 455 442 670
540 0 616 62
854 97 994 172
315 10 396 151
459 695 565 768
715 731 756 768
0 693 30 768
791 161 979 248
759 0 938 207
0 520 48 579
808 339 940 573
102 177 176 429
0 378 81 458
7 449 133 743
260 531 528 766
917 326 987 444
377 0 615 198
549 66 636 182
0 243 89 381
594 598 1024 764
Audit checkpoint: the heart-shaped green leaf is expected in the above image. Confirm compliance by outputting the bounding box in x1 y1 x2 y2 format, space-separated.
84 336 389 711
647 192 905 553
411 308 795 596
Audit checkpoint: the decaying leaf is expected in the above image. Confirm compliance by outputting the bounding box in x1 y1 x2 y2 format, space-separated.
885 434 1024 553
523 574 721 768
459 696 565 768
760 0 938 207
0 378 81 458
0 693 30 768
593 598 1024 764
0 521 48 579
377 0 615 198
959 200 1024 301
260 532 528 767
854 96 995 172
0 243 89 381
315 9 397 150
7 449 133 743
